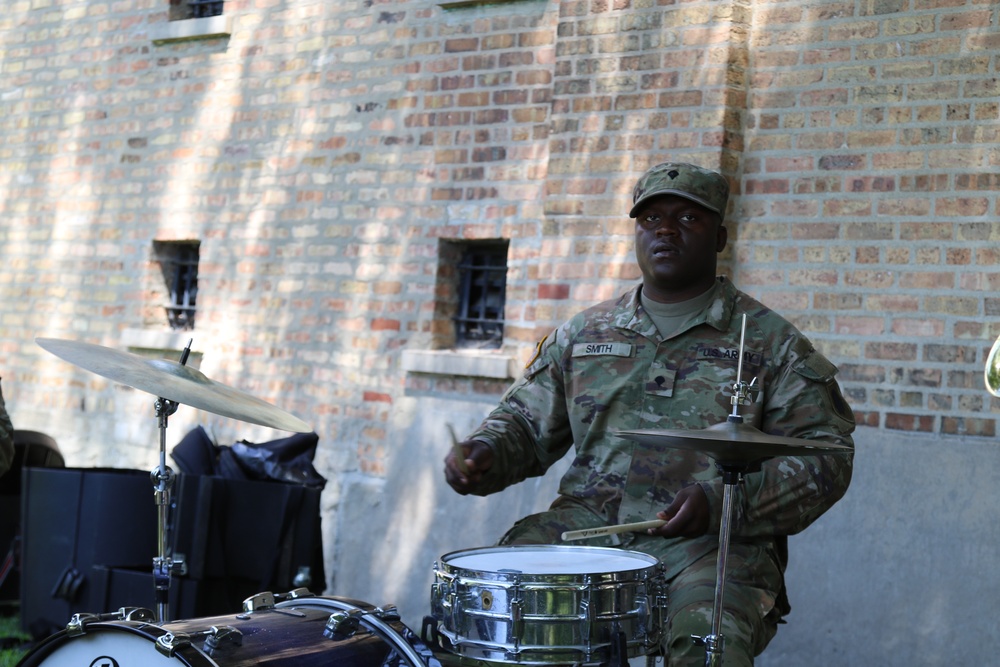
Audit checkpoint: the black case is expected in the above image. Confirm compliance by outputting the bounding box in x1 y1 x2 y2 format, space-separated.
19 467 324 638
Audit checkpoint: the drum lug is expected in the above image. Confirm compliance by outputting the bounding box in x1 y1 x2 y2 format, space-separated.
242 591 277 612
373 604 401 621
155 631 191 657
324 609 364 640
282 587 314 600
652 587 668 646
119 607 157 623
65 607 157 637
203 626 244 656
431 581 454 628
65 613 100 637
510 597 524 643
156 626 243 658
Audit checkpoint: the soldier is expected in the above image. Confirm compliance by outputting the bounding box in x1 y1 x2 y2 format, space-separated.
444 162 856 666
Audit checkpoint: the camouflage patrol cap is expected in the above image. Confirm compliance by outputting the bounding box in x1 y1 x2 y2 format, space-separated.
629 162 729 219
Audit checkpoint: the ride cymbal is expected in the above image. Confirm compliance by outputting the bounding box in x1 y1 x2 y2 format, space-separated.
36 337 312 433
617 420 852 466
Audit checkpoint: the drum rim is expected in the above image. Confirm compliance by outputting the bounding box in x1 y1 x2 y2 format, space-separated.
275 594 429 667
16 621 210 667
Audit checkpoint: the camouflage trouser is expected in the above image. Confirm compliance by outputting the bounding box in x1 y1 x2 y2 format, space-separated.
498 506 782 667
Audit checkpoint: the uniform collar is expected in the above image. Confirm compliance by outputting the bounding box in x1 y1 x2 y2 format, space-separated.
614 277 735 339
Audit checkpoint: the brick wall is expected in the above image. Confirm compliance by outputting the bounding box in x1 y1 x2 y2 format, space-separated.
0 0 998 593
738 0 1000 438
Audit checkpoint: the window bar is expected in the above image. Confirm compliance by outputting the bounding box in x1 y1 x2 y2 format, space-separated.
187 0 224 19
456 250 506 344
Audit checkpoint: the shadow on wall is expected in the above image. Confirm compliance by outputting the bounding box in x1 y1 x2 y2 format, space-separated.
328 393 570 630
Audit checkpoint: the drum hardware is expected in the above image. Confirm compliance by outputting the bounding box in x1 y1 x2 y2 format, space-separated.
156 625 244 658
608 629 628 667
619 315 851 667
241 591 278 612
240 587 315 614
201 626 243 655
35 336 312 623
66 607 157 636
325 609 364 639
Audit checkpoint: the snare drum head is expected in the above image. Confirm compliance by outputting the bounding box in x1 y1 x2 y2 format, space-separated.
441 544 660 577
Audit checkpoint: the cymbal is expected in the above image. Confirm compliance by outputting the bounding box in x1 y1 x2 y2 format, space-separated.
617 420 852 466
36 337 312 433
986 333 1000 398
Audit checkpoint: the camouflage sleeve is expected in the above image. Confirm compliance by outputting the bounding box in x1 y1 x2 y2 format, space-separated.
467 333 576 496
699 340 856 538
0 379 14 478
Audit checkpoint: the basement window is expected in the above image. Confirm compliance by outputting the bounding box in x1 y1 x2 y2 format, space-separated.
170 0 223 20
454 241 508 349
152 1 230 45
154 240 200 331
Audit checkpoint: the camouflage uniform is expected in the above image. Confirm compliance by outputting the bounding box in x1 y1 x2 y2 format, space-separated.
466 277 856 665
0 379 13 478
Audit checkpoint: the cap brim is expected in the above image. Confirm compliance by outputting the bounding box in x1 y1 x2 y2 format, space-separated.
629 189 722 218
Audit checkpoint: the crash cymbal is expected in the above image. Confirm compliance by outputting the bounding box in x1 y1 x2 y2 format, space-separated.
986 334 1000 398
36 337 312 433
618 420 852 466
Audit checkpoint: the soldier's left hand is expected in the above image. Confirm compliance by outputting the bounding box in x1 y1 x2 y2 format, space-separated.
650 484 710 538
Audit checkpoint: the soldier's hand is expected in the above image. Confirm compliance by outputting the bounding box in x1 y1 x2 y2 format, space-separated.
444 440 494 495
651 484 710 538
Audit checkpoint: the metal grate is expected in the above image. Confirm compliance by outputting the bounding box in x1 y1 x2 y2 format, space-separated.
187 0 224 18
155 241 199 331
455 244 507 348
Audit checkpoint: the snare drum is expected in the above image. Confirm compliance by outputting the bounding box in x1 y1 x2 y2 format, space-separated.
18 592 440 667
430 545 666 665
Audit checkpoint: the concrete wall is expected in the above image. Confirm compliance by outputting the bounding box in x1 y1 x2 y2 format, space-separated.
759 426 1000 667
330 422 1000 667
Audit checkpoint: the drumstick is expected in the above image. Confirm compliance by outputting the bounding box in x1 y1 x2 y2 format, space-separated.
447 423 470 475
561 520 667 542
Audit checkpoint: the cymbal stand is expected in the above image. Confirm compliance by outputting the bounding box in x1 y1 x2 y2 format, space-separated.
696 315 758 667
149 341 191 622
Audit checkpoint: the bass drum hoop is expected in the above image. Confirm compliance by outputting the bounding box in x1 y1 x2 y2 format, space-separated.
274 595 432 667
18 595 437 667
17 620 213 667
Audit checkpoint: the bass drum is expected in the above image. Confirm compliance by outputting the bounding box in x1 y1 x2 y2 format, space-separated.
18 592 444 667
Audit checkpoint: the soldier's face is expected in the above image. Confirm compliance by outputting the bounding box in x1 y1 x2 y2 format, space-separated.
633 194 727 303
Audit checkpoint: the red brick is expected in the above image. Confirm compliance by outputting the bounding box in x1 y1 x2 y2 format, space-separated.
885 413 935 432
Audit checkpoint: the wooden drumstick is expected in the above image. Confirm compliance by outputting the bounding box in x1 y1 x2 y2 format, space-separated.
447 423 470 475
561 520 667 542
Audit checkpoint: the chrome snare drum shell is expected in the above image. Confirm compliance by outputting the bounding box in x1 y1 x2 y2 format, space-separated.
429 544 666 665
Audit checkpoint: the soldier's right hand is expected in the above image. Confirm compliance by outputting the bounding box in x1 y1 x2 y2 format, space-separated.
444 440 494 495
